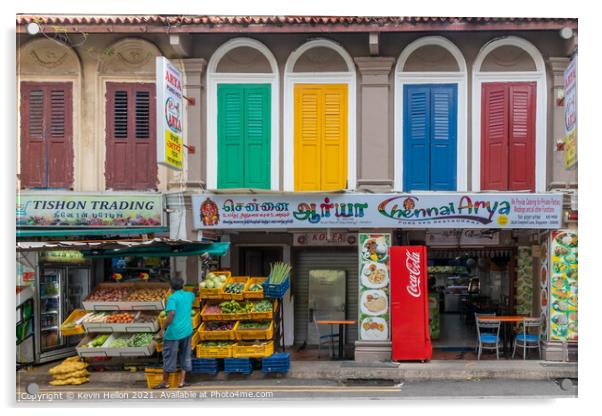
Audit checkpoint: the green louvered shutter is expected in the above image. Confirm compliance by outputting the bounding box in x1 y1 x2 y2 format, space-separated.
217 84 270 189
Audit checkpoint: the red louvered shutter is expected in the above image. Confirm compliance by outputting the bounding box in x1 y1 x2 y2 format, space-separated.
481 83 509 191
19 82 73 189
508 83 536 191
105 83 157 190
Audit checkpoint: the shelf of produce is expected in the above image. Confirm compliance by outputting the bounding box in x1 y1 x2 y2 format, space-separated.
232 341 274 358
200 303 250 321
197 321 236 341
219 276 249 301
243 277 266 299
84 321 159 333
82 282 169 311
76 333 155 357
196 341 236 359
234 320 273 341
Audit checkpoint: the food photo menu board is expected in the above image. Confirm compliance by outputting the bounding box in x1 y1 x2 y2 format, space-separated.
358 233 391 341
549 230 578 341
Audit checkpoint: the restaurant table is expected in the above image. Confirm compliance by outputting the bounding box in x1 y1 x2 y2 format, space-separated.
478 316 527 358
315 320 356 359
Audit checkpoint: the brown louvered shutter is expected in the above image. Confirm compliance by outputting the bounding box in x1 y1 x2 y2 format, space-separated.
19 82 73 189
105 83 157 190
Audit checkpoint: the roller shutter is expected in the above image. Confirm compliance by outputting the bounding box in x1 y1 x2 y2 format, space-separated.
292 248 358 345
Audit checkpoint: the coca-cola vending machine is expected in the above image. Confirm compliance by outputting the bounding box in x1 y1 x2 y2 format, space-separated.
390 246 432 361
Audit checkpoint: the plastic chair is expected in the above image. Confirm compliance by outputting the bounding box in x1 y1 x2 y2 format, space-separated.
513 317 542 360
474 312 496 352
476 317 501 360
313 313 339 359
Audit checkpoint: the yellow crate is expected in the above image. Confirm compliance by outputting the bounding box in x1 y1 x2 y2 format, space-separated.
220 277 249 301
249 299 278 320
234 320 274 341
60 309 87 336
196 342 235 359
233 341 274 358
197 321 236 341
200 302 251 321
156 331 201 353
158 309 199 329
145 368 180 389
199 271 231 300
243 277 266 299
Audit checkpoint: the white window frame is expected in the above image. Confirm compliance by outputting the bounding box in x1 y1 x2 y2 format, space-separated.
283 39 357 192
393 36 468 192
472 36 547 192
206 38 280 191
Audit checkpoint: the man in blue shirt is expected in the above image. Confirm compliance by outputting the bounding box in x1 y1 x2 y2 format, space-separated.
154 276 195 389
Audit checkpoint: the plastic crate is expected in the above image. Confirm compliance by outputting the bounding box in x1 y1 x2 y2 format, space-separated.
234 320 274 341
156 332 200 353
199 271 231 300
232 341 274 358
249 300 277 320
60 309 87 336
196 342 235 358
200 302 251 321
145 368 181 389
197 321 236 341
224 358 252 375
243 277 266 299
262 276 290 299
191 358 221 375
220 277 249 301
261 353 290 373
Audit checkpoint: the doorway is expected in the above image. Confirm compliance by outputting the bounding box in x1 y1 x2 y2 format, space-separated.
238 246 283 277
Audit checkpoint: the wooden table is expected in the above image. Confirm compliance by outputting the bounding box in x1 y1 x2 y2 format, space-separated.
478 316 528 357
316 320 356 359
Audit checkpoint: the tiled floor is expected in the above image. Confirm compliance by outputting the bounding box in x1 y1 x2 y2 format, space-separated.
432 313 477 349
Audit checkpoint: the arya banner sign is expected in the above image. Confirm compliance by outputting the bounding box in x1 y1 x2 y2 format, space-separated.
16 193 164 227
156 57 184 171
192 193 563 230
564 54 577 169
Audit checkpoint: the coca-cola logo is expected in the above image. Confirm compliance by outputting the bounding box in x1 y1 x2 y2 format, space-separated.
406 250 421 298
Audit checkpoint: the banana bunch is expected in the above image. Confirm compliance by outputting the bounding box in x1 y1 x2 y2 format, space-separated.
48 356 90 386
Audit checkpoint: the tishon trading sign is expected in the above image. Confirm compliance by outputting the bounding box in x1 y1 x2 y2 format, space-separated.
156 57 184 171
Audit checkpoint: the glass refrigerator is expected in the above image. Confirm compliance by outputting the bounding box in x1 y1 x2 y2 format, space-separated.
35 264 92 363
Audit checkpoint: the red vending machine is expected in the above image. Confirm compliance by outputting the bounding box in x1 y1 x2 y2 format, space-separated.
390 245 432 361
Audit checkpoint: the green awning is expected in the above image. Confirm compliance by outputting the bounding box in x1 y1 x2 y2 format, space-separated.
16 227 169 238
81 242 230 258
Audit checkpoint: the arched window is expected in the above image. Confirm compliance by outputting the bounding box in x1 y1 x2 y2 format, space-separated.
283 39 357 191
18 38 81 190
394 36 468 192
206 38 279 190
472 36 547 192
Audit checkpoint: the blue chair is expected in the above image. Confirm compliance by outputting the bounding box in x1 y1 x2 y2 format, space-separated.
476 317 501 360
513 317 542 360
474 312 496 353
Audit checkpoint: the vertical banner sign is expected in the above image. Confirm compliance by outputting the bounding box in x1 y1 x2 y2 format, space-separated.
156 57 184 171
549 230 578 341
358 233 391 341
564 54 577 169
516 247 534 316
539 237 550 342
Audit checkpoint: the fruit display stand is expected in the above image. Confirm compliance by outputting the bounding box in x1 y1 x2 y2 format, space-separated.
76 333 156 357
220 276 249 300
82 282 169 311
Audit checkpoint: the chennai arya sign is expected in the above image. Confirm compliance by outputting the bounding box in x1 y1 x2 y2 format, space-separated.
192 193 563 230
17 193 164 227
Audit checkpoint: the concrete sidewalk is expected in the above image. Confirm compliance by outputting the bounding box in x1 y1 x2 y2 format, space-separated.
17 360 577 389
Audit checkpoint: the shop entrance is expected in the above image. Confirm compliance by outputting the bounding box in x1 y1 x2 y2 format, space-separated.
427 248 515 358
239 247 283 277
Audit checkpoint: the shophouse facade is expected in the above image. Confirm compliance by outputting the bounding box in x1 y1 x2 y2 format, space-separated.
17 15 578 361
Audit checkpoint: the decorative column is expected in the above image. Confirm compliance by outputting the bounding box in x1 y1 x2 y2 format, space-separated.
354 57 396 192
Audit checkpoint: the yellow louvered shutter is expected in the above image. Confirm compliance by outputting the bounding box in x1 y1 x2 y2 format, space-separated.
294 84 347 191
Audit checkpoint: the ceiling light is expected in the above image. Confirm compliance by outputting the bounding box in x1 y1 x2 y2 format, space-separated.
560 27 574 40
26 22 40 35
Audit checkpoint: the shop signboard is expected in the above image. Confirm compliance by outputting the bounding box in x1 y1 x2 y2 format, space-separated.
549 230 578 342
358 233 391 341
39 251 87 263
192 193 563 230
564 54 577 169
16 193 164 227
293 232 357 247
156 57 184 171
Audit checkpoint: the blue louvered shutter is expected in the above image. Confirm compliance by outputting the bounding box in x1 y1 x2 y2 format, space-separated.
429 85 457 190
403 85 430 191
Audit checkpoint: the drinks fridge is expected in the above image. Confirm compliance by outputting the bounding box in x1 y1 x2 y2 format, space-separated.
390 245 432 361
36 263 91 363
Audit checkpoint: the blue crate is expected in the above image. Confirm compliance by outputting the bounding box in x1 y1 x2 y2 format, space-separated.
261 364 290 374
261 353 290 373
191 358 222 375
262 353 290 364
224 358 253 375
262 276 290 299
